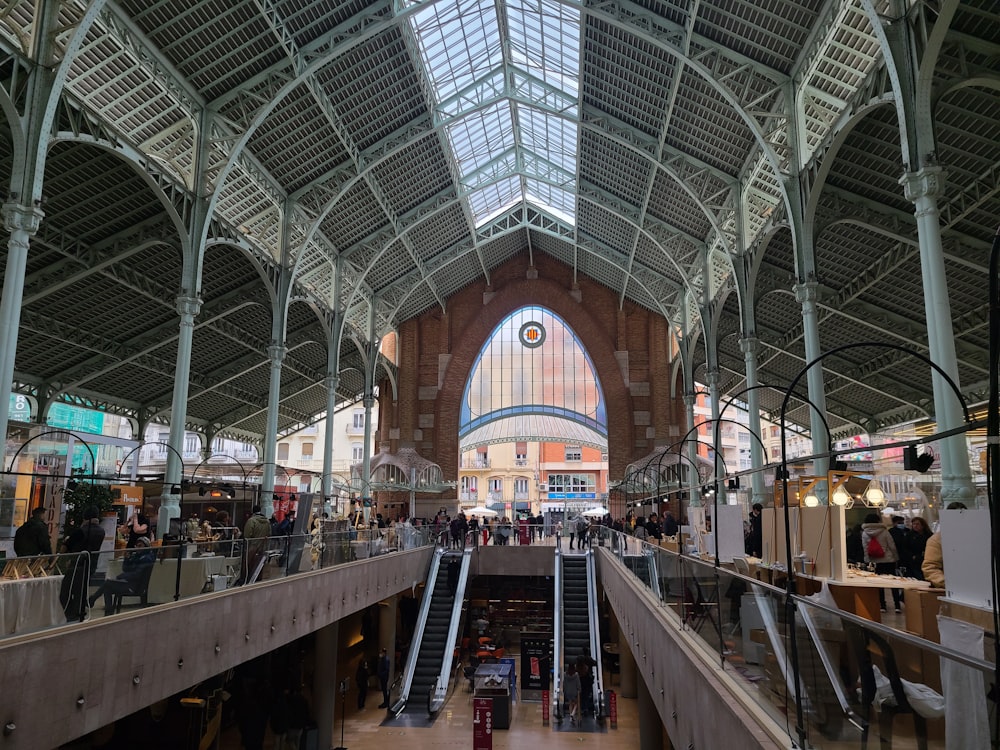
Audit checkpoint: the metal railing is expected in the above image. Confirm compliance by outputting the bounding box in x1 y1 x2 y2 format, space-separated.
0 525 435 639
594 525 993 749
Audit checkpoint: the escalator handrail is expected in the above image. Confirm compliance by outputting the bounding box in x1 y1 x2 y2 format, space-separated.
430 548 472 712
394 547 444 708
552 543 563 719
584 549 605 715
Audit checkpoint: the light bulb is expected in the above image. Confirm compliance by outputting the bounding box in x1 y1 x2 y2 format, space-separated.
865 479 885 507
832 485 850 506
803 493 819 507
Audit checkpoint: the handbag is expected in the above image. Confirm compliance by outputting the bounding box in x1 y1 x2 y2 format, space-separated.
866 535 885 558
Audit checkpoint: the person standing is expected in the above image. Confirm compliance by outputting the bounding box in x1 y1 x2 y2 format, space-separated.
447 557 460 598
355 658 370 710
861 513 901 613
562 662 582 724
123 508 150 547
888 515 914 576
60 505 106 621
240 505 270 585
377 648 391 708
14 506 51 556
908 517 933 580
745 503 763 558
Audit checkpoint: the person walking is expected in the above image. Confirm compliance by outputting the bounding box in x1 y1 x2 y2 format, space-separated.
562 662 582 724
861 513 901 613
377 648 391 708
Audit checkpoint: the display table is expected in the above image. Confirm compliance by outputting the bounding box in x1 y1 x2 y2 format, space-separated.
0 575 66 635
107 555 227 604
474 662 513 729
795 572 930 623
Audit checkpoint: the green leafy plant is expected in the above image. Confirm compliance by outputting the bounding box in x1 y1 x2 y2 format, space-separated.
61 471 116 540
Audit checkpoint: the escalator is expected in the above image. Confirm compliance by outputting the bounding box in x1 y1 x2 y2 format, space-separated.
554 550 605 725
622 551 661 599
561 556 591 666
392 548 470 717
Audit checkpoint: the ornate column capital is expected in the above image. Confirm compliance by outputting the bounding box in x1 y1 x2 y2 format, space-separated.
739 336 759 357
268 344 287 364
706 369 720 388
324 374 340 394
2 202 43 235
793 280 818 304
899 166 945 205
683 393 696 408
175 295 203 319
363 396 375 410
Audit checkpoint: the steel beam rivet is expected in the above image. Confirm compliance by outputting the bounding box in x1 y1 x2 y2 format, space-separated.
3 722 15 736
133 675 141 685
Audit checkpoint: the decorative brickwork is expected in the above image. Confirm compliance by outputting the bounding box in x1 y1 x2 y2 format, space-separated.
378 254 685 481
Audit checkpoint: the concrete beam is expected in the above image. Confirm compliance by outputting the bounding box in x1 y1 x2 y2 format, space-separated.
0 547 434 749
596 549 787 749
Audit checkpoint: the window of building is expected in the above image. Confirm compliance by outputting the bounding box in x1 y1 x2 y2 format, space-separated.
546 473 595 493
515 441 528 465
514 477 528 495
301 442 313 460
184 434 199 456
489 477 503 493
277 443 289 461
352 444 363 461
353 411 365 429
461 476 478 493
564 445 582 461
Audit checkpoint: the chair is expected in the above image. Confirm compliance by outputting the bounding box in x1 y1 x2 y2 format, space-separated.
844 621 928 750
109 560 157 614
732 556 751 576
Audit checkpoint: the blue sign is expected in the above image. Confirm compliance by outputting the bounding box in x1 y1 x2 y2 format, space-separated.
547 492 596 499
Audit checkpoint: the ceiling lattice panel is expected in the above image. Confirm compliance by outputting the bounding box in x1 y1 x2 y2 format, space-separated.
0 0 992 443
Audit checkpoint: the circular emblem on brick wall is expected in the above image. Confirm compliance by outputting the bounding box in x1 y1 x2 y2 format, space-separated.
519 321 545 348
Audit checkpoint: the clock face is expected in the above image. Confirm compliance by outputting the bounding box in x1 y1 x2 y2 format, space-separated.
519 321 545 348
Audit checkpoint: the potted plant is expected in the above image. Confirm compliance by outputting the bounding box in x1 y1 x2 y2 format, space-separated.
60 471 116 542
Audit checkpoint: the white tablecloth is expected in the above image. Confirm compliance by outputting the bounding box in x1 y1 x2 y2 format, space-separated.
107 555 227 604
0 575 66 635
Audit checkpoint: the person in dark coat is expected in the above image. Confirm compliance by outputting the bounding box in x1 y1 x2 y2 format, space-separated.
377 648 391 708
908 517 933 580
59 505 106 621
447 557 460 598
14 506 51 556
662 511 678 537
745 503 763 557
355 659 370 710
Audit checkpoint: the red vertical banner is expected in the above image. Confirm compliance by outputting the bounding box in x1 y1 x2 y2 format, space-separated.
541 690 550 725
473 697 493 750
609 690 617 728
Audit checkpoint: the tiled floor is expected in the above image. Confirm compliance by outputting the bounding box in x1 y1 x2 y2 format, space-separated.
220 670 640 749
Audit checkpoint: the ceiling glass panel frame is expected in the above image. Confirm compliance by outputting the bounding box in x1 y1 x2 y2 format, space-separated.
409 0 581 226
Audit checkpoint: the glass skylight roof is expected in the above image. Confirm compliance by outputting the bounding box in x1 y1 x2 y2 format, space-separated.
409 0 580 227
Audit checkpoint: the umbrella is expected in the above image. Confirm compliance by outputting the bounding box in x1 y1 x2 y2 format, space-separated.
582 506 609 518
464 505 499 518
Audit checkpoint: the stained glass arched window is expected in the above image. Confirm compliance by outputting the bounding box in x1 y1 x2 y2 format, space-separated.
459 306 606 441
